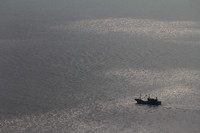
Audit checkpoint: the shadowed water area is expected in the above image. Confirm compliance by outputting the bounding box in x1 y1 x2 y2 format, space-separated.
0 0 200 132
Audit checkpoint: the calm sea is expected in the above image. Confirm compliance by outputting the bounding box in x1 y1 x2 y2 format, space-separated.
0 0 200 132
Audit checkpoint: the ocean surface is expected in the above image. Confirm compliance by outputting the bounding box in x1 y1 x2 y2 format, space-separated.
0 0 200 132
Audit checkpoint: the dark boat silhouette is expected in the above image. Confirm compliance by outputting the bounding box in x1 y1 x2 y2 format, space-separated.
135 95 161 105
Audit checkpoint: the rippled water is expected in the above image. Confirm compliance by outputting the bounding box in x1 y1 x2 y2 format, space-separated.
1 1 200 133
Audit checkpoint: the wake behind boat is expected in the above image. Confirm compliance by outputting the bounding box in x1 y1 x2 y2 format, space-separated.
135 95 161 105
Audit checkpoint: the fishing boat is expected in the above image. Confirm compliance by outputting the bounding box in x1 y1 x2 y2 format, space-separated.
135 95 161 105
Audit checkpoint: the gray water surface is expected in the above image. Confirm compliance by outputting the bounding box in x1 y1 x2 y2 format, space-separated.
0 0 200 133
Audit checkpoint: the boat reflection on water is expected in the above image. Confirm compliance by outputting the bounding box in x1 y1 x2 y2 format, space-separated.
135 94 161 105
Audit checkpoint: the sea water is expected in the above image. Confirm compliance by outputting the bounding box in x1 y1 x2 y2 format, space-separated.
0 0 200 132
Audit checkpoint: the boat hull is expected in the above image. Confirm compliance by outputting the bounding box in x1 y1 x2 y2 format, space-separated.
135 98 161 105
